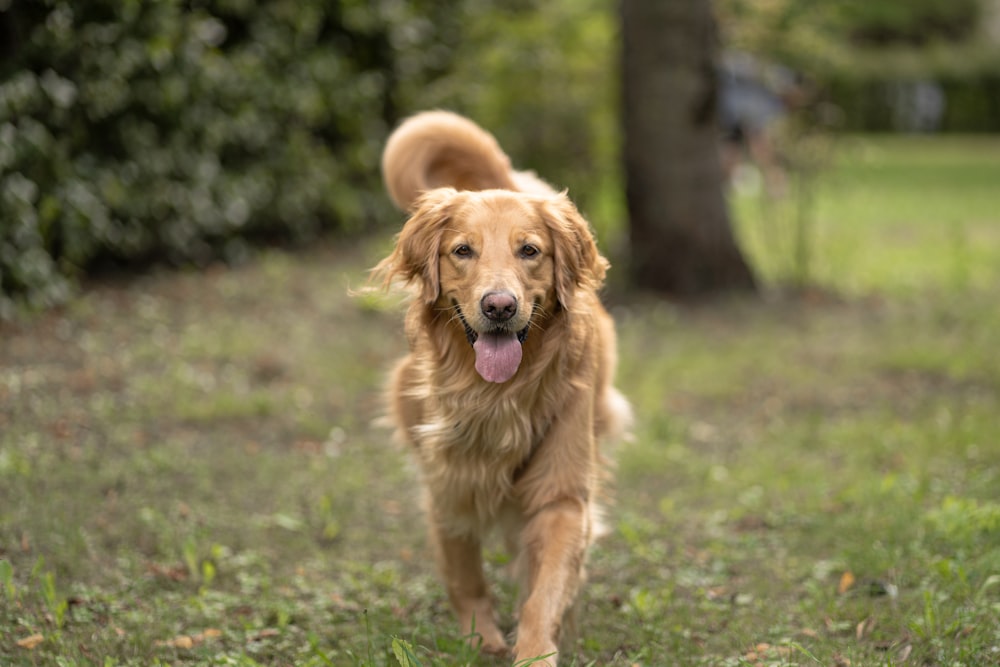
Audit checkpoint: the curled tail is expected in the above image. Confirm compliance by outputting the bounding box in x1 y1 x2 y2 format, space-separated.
381 111 555 212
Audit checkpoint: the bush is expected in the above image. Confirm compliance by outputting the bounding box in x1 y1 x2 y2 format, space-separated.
0 0 465 316
0 0 625 316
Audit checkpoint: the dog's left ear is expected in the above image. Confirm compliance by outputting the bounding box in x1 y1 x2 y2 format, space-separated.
373 188 462 304
537 194 609 310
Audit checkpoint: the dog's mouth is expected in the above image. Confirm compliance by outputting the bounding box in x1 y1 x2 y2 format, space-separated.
455 303 531 384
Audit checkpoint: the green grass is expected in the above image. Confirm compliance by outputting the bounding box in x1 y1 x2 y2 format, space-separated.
733 134 1000 295
2 135 1000 666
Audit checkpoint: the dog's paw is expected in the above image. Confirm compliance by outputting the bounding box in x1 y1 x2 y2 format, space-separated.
478 637 511 657
467 627 509 658
513 641 557 666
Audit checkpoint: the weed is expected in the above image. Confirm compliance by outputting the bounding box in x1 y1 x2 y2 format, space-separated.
0 559 14 598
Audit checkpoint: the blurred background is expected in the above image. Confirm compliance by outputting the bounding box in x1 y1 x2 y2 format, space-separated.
2 0 998 316
2 3 1000 665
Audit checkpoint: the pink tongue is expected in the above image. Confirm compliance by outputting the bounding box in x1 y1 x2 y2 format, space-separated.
473 332 523 383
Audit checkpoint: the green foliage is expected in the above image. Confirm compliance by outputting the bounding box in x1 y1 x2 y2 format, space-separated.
835 0 981 46
391 637 421 666
719 0 986 65
4 0 1000 316
410 0 619 224
927 496 1000 545
717 0 1000 131
0 0 462 316
0 559 14 598
0 0 624 316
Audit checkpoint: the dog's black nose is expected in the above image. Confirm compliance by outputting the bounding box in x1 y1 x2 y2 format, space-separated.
481 291 517 322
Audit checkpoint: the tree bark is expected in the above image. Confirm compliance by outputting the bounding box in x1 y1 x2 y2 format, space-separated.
621 0 756 296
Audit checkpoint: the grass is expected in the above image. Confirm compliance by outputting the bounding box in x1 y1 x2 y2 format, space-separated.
734 134 1000 295
2 135 999 666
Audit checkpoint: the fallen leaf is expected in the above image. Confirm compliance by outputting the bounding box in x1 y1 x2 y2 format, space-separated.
156 629 223 649
743 643 794 663
16 634 44 650
838 571 856 594
146 562 188 582
706 585 732 601
896 644 913 663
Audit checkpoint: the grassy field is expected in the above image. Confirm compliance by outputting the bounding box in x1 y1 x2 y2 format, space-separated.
2 136 999 666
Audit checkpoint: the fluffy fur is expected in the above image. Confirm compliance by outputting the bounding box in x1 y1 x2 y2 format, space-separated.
375 111 631 666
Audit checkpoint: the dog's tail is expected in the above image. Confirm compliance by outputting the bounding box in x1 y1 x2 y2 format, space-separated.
381 110 552 212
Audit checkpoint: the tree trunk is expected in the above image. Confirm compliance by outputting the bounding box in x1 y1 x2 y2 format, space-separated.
621 0 756 296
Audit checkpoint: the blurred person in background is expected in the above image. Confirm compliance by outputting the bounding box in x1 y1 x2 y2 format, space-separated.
718 51 806 197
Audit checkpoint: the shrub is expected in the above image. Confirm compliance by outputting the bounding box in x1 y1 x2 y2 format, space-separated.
0 0 462 316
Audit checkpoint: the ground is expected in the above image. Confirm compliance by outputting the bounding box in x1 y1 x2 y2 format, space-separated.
1 136 999 666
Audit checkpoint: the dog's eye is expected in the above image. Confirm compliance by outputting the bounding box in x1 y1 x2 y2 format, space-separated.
453 244 472 257
520 244 539 258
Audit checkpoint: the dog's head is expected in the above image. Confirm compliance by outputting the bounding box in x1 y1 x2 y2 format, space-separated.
375 188 608 383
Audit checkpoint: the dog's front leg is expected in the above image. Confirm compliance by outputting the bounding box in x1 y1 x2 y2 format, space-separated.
431 523 509 656
513 496 589 667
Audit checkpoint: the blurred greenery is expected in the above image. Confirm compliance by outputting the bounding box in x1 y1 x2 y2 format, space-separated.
0 0 464 315
1 0 998 315
717 0 1000 131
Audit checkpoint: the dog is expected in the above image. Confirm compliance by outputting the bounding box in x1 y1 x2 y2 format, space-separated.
374 111 631 666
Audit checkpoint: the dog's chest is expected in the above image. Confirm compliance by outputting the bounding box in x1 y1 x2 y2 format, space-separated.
413 389 549 530
418 390 542 459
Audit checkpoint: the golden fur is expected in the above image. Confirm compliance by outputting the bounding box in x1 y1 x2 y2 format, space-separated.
375 111 630 666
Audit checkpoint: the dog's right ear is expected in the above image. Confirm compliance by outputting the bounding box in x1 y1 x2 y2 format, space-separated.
372 188 461 305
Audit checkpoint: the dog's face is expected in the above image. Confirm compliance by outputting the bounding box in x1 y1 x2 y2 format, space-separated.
438 193 554 338
377 188 607 383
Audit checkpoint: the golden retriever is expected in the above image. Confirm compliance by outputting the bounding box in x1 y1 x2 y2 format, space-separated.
374 111 630 666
